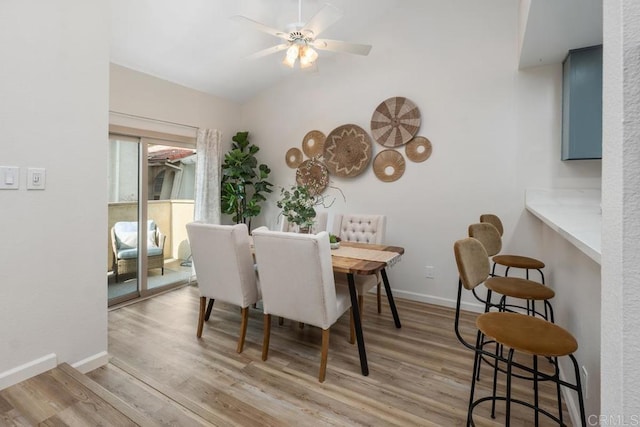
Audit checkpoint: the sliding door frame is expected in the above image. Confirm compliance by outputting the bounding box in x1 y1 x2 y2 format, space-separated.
108 124 197 305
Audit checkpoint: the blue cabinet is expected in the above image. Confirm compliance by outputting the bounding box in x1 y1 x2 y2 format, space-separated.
562 45 603 160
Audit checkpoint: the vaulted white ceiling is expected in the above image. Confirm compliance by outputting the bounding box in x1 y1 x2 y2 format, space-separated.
110 0 400 102
110 0 602 103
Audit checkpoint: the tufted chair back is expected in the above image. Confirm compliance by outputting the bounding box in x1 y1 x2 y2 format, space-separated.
332 214 386 244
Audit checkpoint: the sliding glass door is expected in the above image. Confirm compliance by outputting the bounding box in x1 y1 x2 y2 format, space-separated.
108 133 196 306
108 135 141 304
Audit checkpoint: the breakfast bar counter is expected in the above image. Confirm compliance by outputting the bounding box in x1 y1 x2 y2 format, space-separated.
525 188 601 264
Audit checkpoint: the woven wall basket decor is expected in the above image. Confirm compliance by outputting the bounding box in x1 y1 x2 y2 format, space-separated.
405 136 433 163
371 97 421 147
323 124 372 178
373 149 405 182
296 159 329 195
285 147 304 168
302 130 326 159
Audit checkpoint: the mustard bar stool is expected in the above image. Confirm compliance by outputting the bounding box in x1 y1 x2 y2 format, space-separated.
468 223 554 321
480 214 545 283
454 238 586 426
465 224 555 383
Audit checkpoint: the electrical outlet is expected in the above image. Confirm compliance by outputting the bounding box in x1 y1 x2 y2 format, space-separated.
581 365 589 398
425 266 435 279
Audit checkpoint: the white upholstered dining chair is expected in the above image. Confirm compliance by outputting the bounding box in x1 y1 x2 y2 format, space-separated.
252 227 351 382
185 222 260 353
331 213 387 314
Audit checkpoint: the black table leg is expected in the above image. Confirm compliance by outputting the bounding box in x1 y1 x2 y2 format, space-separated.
204 298 215 321
380 268 401 328
347 273 368 376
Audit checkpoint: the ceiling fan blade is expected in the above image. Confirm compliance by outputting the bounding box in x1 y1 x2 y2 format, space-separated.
246 43 290 59
302 4 342 38
231 15 290 41
312 39 372 56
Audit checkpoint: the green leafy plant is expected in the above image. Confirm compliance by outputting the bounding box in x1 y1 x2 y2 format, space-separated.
221 131 273 229
276 185 318 230
329 234 341 244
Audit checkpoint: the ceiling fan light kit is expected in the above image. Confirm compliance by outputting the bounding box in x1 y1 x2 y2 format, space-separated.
233 0 372 69
282 43 318 68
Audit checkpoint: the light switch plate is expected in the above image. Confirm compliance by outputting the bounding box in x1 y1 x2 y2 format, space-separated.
27 168 46 190
0 166 20 190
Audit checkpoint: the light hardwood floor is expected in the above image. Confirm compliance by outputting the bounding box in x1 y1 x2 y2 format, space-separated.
2 284 573 426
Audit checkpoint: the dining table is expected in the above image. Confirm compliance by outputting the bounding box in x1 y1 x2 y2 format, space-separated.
248 235 404 377
331 241 404 376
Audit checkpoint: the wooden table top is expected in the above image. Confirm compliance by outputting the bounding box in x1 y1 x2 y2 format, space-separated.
331 242 404 276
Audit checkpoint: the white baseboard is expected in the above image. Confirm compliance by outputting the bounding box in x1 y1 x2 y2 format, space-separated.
0 353 57 390
0 351 110 391
389 289 486 313
71 351 110 374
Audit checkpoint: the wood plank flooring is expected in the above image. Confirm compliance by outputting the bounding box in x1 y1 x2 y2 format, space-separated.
2 284 573 426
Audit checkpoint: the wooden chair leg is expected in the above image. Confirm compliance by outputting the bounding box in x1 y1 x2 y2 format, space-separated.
262 314 271 361
358 294 365 316
204 298 215 321
197 296 206 338
377 282 382 314
237 307 249 353
319 328 330 382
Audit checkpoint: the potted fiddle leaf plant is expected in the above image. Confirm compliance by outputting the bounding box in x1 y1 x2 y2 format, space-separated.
221 131 273 230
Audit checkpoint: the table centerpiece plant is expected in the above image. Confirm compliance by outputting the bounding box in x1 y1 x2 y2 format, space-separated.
276 184 344 233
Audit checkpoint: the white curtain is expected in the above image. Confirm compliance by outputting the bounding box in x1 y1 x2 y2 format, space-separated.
194 129 222 223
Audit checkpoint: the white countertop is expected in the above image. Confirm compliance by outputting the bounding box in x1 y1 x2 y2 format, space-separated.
525 188 601 264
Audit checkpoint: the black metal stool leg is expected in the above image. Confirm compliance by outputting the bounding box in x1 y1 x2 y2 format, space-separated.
546 300 555 323
555 356 563 425
491 341 500 418
570 354 588 427
538 268 545 284
468 330 484 427
475 289 494 382
533 355 540 426
505 348 515 427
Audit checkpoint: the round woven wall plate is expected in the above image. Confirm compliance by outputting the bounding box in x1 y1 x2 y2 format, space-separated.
371 97 421 147
405 136 432 163
373 149 405 182
296 159 329 195
302 130 326 159
323 124 372 178
285 147 304 168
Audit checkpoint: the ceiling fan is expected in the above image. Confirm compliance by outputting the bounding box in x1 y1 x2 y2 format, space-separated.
232 0 372 68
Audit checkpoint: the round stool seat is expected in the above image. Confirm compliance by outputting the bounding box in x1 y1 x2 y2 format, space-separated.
493 254 545 270
485 277 555 301
477 312 578 357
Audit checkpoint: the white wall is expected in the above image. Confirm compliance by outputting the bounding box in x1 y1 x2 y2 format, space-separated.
0 0 109 387
110 64 242 144
601 0 640 419
242 0 600 307
240 0 602 419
